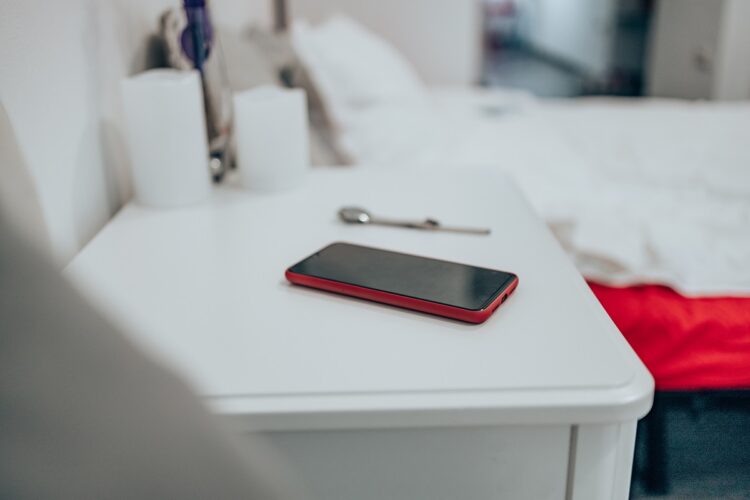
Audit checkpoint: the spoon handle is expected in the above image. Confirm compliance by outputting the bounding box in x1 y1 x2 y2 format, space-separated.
433 225 491 235
368 216 425 229
370 217 491 235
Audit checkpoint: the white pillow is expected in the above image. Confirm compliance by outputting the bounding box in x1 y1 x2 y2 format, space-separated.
292 15 425 125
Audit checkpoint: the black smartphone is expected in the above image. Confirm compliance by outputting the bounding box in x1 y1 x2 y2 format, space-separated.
286 242 518 323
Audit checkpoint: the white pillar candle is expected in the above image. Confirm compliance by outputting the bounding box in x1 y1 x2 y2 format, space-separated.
121 69 211 207
233 86 309 192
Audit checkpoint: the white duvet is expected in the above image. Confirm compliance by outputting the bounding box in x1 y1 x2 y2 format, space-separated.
291 16 750 296
334 88 750 296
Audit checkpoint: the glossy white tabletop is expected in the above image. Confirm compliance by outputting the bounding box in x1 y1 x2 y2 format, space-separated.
67 168 653 430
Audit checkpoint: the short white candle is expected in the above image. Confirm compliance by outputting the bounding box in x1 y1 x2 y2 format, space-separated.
233 86 310 192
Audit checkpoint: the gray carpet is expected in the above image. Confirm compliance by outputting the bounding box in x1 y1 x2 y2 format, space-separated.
631 407 750 499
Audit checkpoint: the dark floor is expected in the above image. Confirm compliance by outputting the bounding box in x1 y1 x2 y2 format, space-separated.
481 46 644 97
631 407 750 499
481 48 585 97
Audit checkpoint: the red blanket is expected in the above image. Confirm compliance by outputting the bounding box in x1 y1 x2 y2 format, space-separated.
589 283 750 391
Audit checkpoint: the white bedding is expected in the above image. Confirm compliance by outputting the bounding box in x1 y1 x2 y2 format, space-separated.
291 16 750 296
334 88 750 296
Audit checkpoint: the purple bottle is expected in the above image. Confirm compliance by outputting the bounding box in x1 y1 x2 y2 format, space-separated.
181 0 232 181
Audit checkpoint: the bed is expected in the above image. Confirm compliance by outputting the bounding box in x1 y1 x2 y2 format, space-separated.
590 281 750 492
221 15 750 493
344 91 750 493
590 284 750 392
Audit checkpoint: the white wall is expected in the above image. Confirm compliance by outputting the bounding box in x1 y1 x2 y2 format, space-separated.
289 0 482 85
0 0 480 263
713 0 750 100
2 0 118 262
647 0 723 99
647 0 750 100
0 0 269 263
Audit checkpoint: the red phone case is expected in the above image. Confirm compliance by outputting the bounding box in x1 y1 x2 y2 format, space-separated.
285 268 518 324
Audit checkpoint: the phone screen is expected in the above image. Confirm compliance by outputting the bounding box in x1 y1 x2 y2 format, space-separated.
288 243 516 311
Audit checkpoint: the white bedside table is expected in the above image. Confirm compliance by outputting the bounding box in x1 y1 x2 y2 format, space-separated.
67 167 653 500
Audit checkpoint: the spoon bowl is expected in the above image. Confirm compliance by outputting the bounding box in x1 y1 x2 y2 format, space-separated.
339 207 372 224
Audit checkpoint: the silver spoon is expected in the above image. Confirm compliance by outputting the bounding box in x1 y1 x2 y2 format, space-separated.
338 207 491 235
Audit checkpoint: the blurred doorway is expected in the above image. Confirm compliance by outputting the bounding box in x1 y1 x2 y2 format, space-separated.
481 0 653 97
